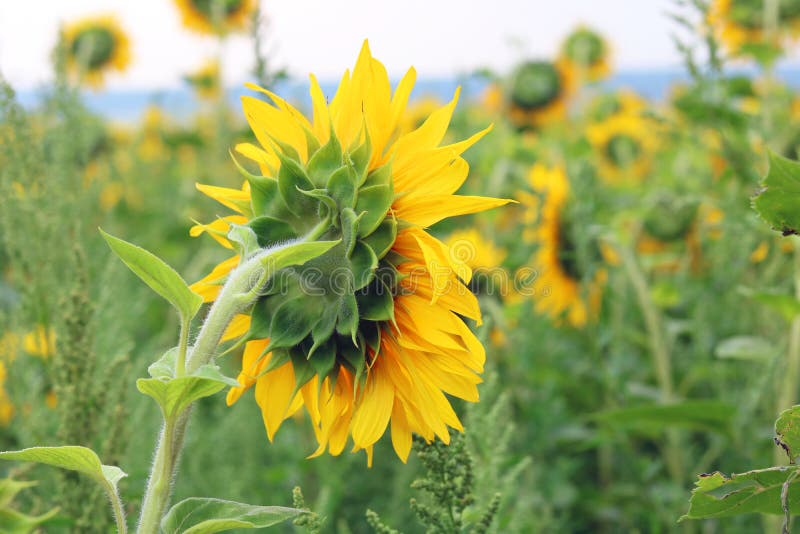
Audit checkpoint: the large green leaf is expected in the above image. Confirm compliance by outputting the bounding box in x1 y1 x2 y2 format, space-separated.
776 406 800 462
753 151 800 236
161 497 306 534
592 400 735 435
682 467 800 520
137 365 240 420
100 229 202 322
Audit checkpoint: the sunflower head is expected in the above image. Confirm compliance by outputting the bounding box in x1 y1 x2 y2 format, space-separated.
184 59 222 100
587 113 655 184
642 193 699 243
558 26 611 82
709 0 800 55
63 16 130 89
507 61 571 129
174 0 256 35
191 41 509 464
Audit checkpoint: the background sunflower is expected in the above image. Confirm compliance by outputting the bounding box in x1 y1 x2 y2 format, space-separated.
63 15 130 89
173 0 256 35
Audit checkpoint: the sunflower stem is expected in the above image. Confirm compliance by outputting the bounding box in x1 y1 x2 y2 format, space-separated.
135 251 272 533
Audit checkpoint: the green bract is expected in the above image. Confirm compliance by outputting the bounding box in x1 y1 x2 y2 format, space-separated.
233 127 401 391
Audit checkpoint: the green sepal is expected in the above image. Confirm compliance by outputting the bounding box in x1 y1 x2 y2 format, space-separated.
362 218 397 259
357 279 395 322
339 336 367 388
290 348 316 393
348 128 372 185
245 175 280 217
307 130 343 187
355 184 393 237
276 153 316 216
248 216 298 247
349 241 378 290
327 165 358 210
297 188 337 218
336 294 360 344
268 135 302 164
341 208 363 257
262 349 290 374
227 223 260 258
301 125 321 161
361 320 382 354
309 338 337 381
363 162 392 189
266 297 322 351
311 299 339 349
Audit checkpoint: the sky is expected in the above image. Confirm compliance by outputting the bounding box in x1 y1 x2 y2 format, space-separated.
0 0 685 90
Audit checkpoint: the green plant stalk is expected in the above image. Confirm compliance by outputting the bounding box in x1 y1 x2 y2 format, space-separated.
617 240 685 484
135 250 272 533
105 479 128 534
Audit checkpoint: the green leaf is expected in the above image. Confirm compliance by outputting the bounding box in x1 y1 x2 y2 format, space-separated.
0 446 126 497
682 467 800 520
0 477 37 509
260 240 340 274
100 229 202 322
776 406 800 463
0 507 60 534
148 347 178 379
355 185 393 237
137 365 240 420
753 151 800 236
592 400 735 436
745 289 800 322
161 497 306 534
227 224 261 259
714 336 775 361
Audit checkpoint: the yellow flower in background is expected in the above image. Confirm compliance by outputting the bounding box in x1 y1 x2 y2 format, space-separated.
23 326 55 358
558 26 611 83
709 0 800 53
445 229 506 272
0 362 12 426
587 112 656 185
173 0 256 35
184 59 222 100
507 60 573 129
64 15 131 89
586 90 647 123
522 163 605 327
750 241 770 263
481 83 503 115
0 332 19 362
191 41 510 464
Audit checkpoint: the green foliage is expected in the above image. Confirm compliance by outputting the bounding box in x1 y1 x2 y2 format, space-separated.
776 406 800 463
100 229 203 323
753 151 800 236
161 497 306 534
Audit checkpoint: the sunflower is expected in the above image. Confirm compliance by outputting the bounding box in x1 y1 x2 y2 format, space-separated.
507 60 573 129
557 26 611 83
173 0 256 35
63 15 130 89
709 0 800 53
587 112 656 185
520 163 605 327
184 59 222 100
636 194 704 273
190 41 510 464
587 90 647 123
22 326 55 358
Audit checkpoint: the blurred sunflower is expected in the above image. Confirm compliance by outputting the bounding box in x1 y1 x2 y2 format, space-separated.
507 60 573 129
587 112 656 185
0 362 12 426
23 326 55 358
587 90 647 123
637 194 703 273
63 15 131 89
184 59 222 100
558 26 611 83
173 0 256 35
520 163 605 327
191 41 510 464
709 0 800 53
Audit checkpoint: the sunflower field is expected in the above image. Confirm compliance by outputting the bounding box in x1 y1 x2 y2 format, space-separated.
9 1 800 532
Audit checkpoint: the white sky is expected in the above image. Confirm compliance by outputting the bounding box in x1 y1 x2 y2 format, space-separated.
0 0 683 90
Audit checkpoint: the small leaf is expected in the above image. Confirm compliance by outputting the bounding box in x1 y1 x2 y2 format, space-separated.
776 406 800 463
753 151 800 236
137 365 240 420
714 336 775 361
148 348 179 379
0 507 60 534
745 289 800 322
100 229 202 322
0 477 37 508
227 224 261 258
0 446 127 496
161 497 306 534
682 467 800 520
